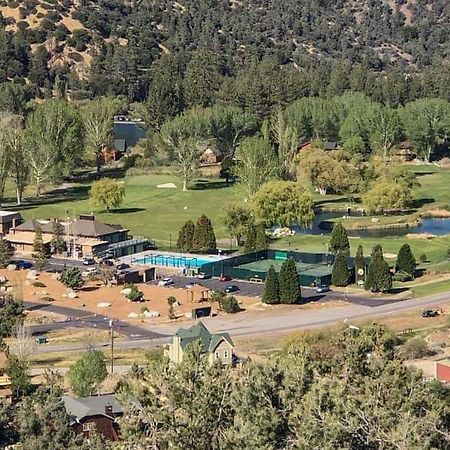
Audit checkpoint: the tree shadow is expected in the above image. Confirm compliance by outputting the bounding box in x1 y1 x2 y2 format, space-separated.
190 179 230 191
79 286 99 292
387 287 409 295
409 198 435 209
112 207 146 214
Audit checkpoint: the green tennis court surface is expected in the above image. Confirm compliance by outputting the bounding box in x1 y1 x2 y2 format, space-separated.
236 260 332 277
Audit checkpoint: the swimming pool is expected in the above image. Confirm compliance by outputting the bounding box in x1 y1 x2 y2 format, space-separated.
133 253 220 269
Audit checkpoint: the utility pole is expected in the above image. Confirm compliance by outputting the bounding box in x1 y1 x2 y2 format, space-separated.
109 319 114 374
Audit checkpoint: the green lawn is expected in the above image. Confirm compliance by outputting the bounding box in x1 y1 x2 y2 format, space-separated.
3 166 450 259
409 279 450 298
5 175 242 246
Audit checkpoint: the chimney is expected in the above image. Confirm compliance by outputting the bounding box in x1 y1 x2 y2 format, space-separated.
105 404 113 415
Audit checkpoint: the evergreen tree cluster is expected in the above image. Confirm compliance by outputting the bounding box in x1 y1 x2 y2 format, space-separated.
244 222 269 254
331 252 350 287
395 243 416 277
262 259 301 304
177 214 216 253
365 245 392 292
329 222 350 256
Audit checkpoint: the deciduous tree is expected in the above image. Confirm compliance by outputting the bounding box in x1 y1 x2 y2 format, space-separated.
68 350 107 397
82 98 115 174
233 136 279 199
223 206 253 247
253 180 314 228
89 178 125 212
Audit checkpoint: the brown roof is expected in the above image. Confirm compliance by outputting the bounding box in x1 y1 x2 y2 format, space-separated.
0 388 12 398
14 218 127 239
67 219 126 238
0 211 22 224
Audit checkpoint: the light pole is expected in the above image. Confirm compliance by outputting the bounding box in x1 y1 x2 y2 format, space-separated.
169 234 172 252
109 319 114 374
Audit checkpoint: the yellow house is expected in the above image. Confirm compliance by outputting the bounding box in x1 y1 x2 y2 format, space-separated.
0 352 12 402
166 322 235 365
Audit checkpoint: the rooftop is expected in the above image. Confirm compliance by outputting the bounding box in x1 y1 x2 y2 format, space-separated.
63 394 123 423
437 358 450 368
175 322 234 352
0 211 22 223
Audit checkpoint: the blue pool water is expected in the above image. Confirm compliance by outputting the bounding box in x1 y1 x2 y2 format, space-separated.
133 253 219 269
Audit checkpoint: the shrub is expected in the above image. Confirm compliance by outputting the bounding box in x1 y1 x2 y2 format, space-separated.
219 295 240 313
7 0 20 7
41 296 55 302
419 254 428 263
399 337 429 360
210 290 225 303
126 284 144 302
68 52 84 62
392 270 413 282
32 281 46 288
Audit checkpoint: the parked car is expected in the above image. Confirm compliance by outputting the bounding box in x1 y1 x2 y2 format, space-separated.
224 285 239 294
46 267 63 274
82 257 95 266
101 259 115 267
35 336 48 345
198 273 211 279
116 263 130 270
220 275 232 282
158 277 174 287
82 267 99 277
315 285 331 293
421 309 439 318
15 260 33 270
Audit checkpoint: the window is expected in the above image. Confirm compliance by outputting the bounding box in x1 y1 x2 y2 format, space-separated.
215 351 219 359
82 422 92 432
224 351 228 359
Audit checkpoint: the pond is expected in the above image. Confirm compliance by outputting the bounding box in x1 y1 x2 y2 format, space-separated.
293 213 450 238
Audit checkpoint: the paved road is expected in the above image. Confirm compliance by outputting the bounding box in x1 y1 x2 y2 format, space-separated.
29 290 450 354
24 301 168 340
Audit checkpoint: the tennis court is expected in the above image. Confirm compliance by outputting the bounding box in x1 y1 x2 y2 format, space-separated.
236 260 333 278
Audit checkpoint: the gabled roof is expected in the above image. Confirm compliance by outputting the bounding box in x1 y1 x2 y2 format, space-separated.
63 394 123 423
0 211 22 223
175 322 234 353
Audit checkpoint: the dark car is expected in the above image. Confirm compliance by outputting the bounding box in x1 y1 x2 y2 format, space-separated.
116 263 130 270
421 310 439 318
224 285 239 294
83 258 96 266
15 260 33 270
220 275 232 282
46 267 63 274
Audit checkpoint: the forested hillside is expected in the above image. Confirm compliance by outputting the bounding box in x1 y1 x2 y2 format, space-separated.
0 0 449 107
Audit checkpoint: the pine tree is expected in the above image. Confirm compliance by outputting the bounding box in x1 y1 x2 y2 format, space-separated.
332 252 350 286
50 220 66 255
365 245 392 292
192 215 216 252
58 267 84 290
329 222 350 256
354 245 365 285
396 243 416 277
279 258 301 304
244 224 256 253
32 223 48 270
0 238 13 268
262 265 279 304
255 223 269 251
177 220 195 252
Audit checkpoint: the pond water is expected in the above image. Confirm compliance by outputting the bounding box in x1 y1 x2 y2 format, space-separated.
294 213 450 238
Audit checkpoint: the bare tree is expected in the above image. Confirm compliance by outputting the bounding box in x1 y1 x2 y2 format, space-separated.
9 323 36 361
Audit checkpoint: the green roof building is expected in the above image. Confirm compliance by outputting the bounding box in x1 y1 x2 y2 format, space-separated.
166 322 235 365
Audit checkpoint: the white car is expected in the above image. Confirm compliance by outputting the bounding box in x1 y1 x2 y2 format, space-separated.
82 267 99 277
158 277 174 287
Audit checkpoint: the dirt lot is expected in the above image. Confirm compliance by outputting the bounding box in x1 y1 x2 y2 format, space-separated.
1 269 263 324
